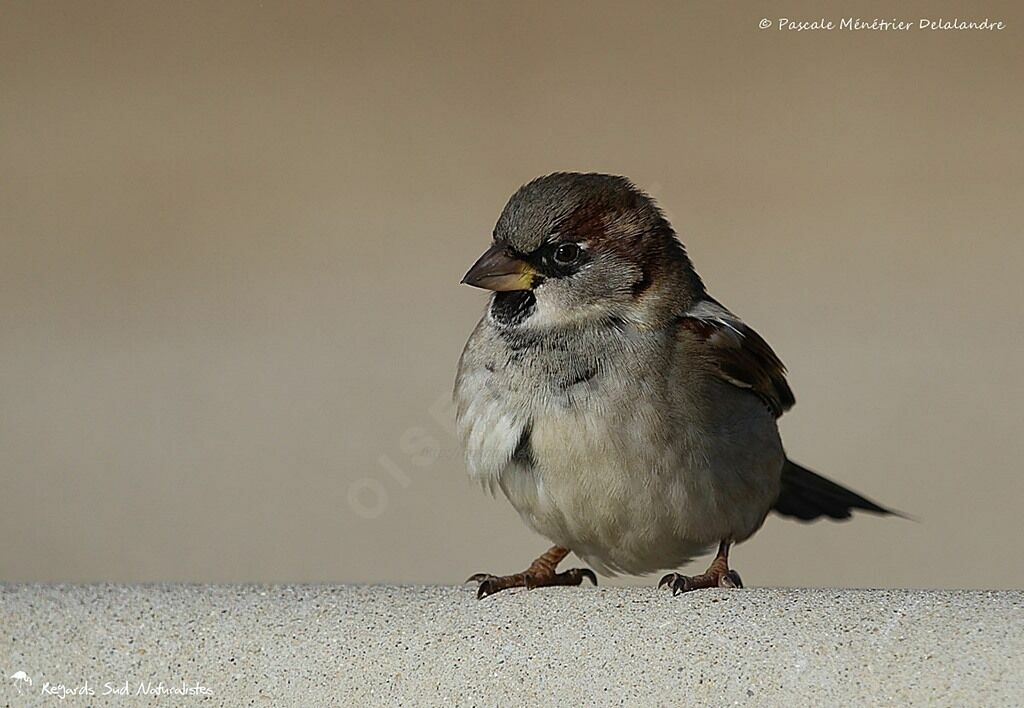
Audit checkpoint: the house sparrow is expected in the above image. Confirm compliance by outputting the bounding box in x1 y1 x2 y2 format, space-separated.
455 173 895 598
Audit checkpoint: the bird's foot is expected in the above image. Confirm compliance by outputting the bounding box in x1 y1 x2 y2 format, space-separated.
468 568 597 599
658 568 742 595
658 541 743 595
467 546 596 599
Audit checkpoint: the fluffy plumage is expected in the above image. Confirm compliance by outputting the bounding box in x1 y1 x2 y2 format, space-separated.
455 173 893 585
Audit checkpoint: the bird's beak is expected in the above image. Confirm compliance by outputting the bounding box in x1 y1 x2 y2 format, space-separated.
460 242 538 291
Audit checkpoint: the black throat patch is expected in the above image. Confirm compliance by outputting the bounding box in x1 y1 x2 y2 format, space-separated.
489 290 536 327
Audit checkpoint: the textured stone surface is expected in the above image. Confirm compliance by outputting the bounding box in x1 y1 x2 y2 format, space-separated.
1 584 1021 706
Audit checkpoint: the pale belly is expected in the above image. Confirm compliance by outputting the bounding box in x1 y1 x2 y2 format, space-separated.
491 392 783 576
455 325 784 577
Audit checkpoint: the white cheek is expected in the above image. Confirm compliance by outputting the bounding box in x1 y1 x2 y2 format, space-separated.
526 284 626 329
526 289 571 327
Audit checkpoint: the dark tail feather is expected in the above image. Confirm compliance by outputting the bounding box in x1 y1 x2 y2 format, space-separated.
773 459 897 521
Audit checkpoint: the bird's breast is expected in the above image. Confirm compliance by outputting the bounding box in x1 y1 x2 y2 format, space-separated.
455 322 782 575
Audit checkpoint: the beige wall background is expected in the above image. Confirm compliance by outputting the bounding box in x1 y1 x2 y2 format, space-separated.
1 1 1021 588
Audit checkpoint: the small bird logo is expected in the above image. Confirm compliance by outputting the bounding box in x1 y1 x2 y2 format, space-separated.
9 670 33 694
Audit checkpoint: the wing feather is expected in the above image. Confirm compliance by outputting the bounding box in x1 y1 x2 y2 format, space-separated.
679 299 795 418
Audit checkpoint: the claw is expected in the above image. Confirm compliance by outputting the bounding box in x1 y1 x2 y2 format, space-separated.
477 579 498 600
579 568 598 586
719 570 743 589
659 573 688 593
466 573 494 584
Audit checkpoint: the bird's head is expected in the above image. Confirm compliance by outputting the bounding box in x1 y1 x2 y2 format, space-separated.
462 173 704 330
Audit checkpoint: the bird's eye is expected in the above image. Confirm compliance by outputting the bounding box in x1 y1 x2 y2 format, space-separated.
553 243 582 265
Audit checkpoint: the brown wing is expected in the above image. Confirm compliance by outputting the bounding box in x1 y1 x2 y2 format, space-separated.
679 299 795 418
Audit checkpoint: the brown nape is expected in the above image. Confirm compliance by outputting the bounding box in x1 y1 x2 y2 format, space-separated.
631 232 705 304
643 221 707 304
467 546 597 599
631 267 654 297
560 192 706 307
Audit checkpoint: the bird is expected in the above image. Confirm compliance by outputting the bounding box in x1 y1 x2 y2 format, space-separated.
454 172 897 599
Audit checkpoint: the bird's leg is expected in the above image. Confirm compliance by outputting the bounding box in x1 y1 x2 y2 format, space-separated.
468 546 597 599
658 541 743 595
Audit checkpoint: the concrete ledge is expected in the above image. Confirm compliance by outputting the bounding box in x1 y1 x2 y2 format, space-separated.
1 585 1021 706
